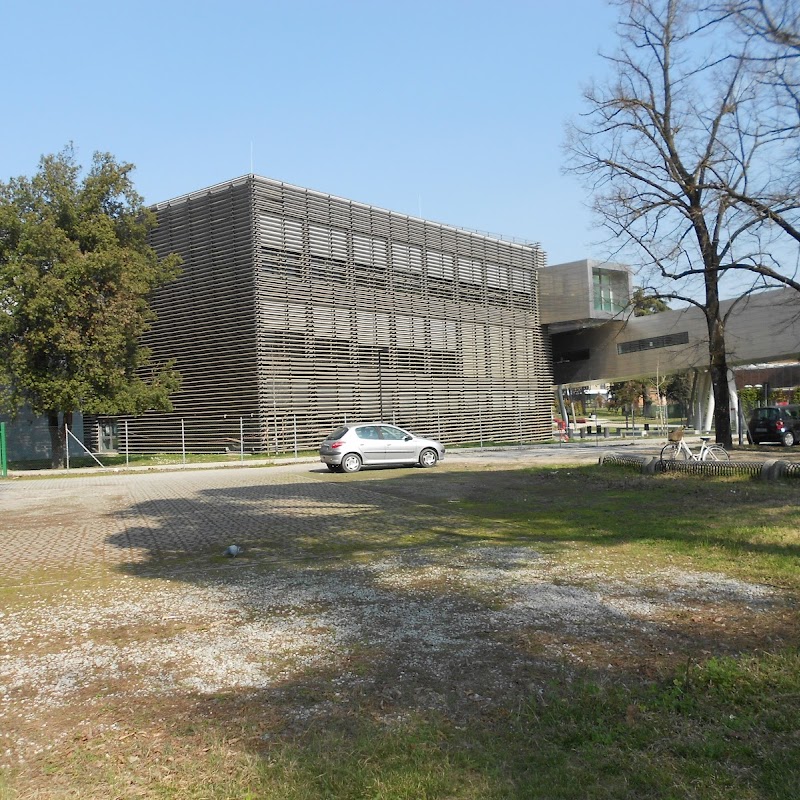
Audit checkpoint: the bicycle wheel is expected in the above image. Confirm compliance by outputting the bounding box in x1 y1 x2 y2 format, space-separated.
702 445 730 461
660 443 687 461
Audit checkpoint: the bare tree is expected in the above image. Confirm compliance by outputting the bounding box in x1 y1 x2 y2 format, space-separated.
566 0 800 447
731 1 800 81
722 1 800 242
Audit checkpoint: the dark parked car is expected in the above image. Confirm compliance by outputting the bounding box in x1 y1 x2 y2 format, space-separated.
748 405 800 446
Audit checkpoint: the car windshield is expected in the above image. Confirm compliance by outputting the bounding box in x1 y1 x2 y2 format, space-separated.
752 408 779 421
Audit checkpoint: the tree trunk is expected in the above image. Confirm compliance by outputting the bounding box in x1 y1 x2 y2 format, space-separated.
706 314 733 449
696 214 733 449
47 411 64 469
47 411 74 469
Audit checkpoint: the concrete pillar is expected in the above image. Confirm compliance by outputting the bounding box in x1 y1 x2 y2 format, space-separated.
556 385 568 430
727 369 740 435
688 370 710 432
703 376 715 434
687 371 714 433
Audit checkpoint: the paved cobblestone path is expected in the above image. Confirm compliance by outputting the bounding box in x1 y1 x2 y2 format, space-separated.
0 462 479 584
1 441 792 585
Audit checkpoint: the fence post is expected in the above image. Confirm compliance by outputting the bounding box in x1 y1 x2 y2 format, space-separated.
65 421 70 470
65 424 105 468
240 417 244 462
125 420 129 466
181 419 186 466
0 421 7 477
293 414 298 458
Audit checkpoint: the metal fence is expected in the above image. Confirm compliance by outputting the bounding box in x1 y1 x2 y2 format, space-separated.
73 403 553 468
126 176 554 462
599 452 798 480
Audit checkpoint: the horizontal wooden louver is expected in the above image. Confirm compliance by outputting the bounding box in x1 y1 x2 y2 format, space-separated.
89 175 553 455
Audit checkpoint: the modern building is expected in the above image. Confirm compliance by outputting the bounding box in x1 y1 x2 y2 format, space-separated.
9 173 800 462
86 175 555 455
550 285 800 431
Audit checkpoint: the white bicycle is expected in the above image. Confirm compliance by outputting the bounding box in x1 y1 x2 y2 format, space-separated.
660 428 730 462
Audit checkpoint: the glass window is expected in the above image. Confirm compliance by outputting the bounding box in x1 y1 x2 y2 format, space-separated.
592 268 628 313
356 425 380 440
98 420 118 452
753 408 778 421
379 425 407 440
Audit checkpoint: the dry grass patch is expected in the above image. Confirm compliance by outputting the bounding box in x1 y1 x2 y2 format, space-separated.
1 463 798 798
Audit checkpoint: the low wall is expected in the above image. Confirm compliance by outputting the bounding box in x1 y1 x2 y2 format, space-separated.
598 452 799 480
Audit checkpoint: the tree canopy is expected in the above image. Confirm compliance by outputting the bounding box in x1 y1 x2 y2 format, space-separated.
632 287 669 316
565 0 800 447
0 146 181 465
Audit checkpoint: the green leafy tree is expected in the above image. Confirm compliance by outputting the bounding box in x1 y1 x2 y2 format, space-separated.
611 371 690 425
664 371 692 414
632 287 669 316
0 146 181 466
608 379 650 412
737 385 762 414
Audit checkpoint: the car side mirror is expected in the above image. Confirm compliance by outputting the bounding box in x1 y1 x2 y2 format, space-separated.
404 435 413 441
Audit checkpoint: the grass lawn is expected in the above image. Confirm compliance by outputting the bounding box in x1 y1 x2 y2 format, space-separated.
1 463 798 799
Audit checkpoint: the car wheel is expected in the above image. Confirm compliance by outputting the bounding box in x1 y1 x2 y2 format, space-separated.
340 453 363 473
418 448 438 468
781 430 795 447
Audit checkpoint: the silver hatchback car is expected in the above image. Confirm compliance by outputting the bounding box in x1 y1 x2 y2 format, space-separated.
319 423 445 473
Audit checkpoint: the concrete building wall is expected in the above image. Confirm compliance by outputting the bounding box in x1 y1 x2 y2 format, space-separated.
539 260 631 329
551 287 800 385
1 410 84 463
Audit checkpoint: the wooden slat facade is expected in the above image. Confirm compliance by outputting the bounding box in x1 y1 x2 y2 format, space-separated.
92 175 553 455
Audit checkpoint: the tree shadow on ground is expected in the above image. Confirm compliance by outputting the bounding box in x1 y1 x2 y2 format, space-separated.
70 463 800 797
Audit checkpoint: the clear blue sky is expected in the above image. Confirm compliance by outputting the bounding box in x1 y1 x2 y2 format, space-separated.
1 0 618 266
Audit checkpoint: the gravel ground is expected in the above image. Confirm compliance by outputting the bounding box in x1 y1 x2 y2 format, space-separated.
0 456 794 781
0 543 786 768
